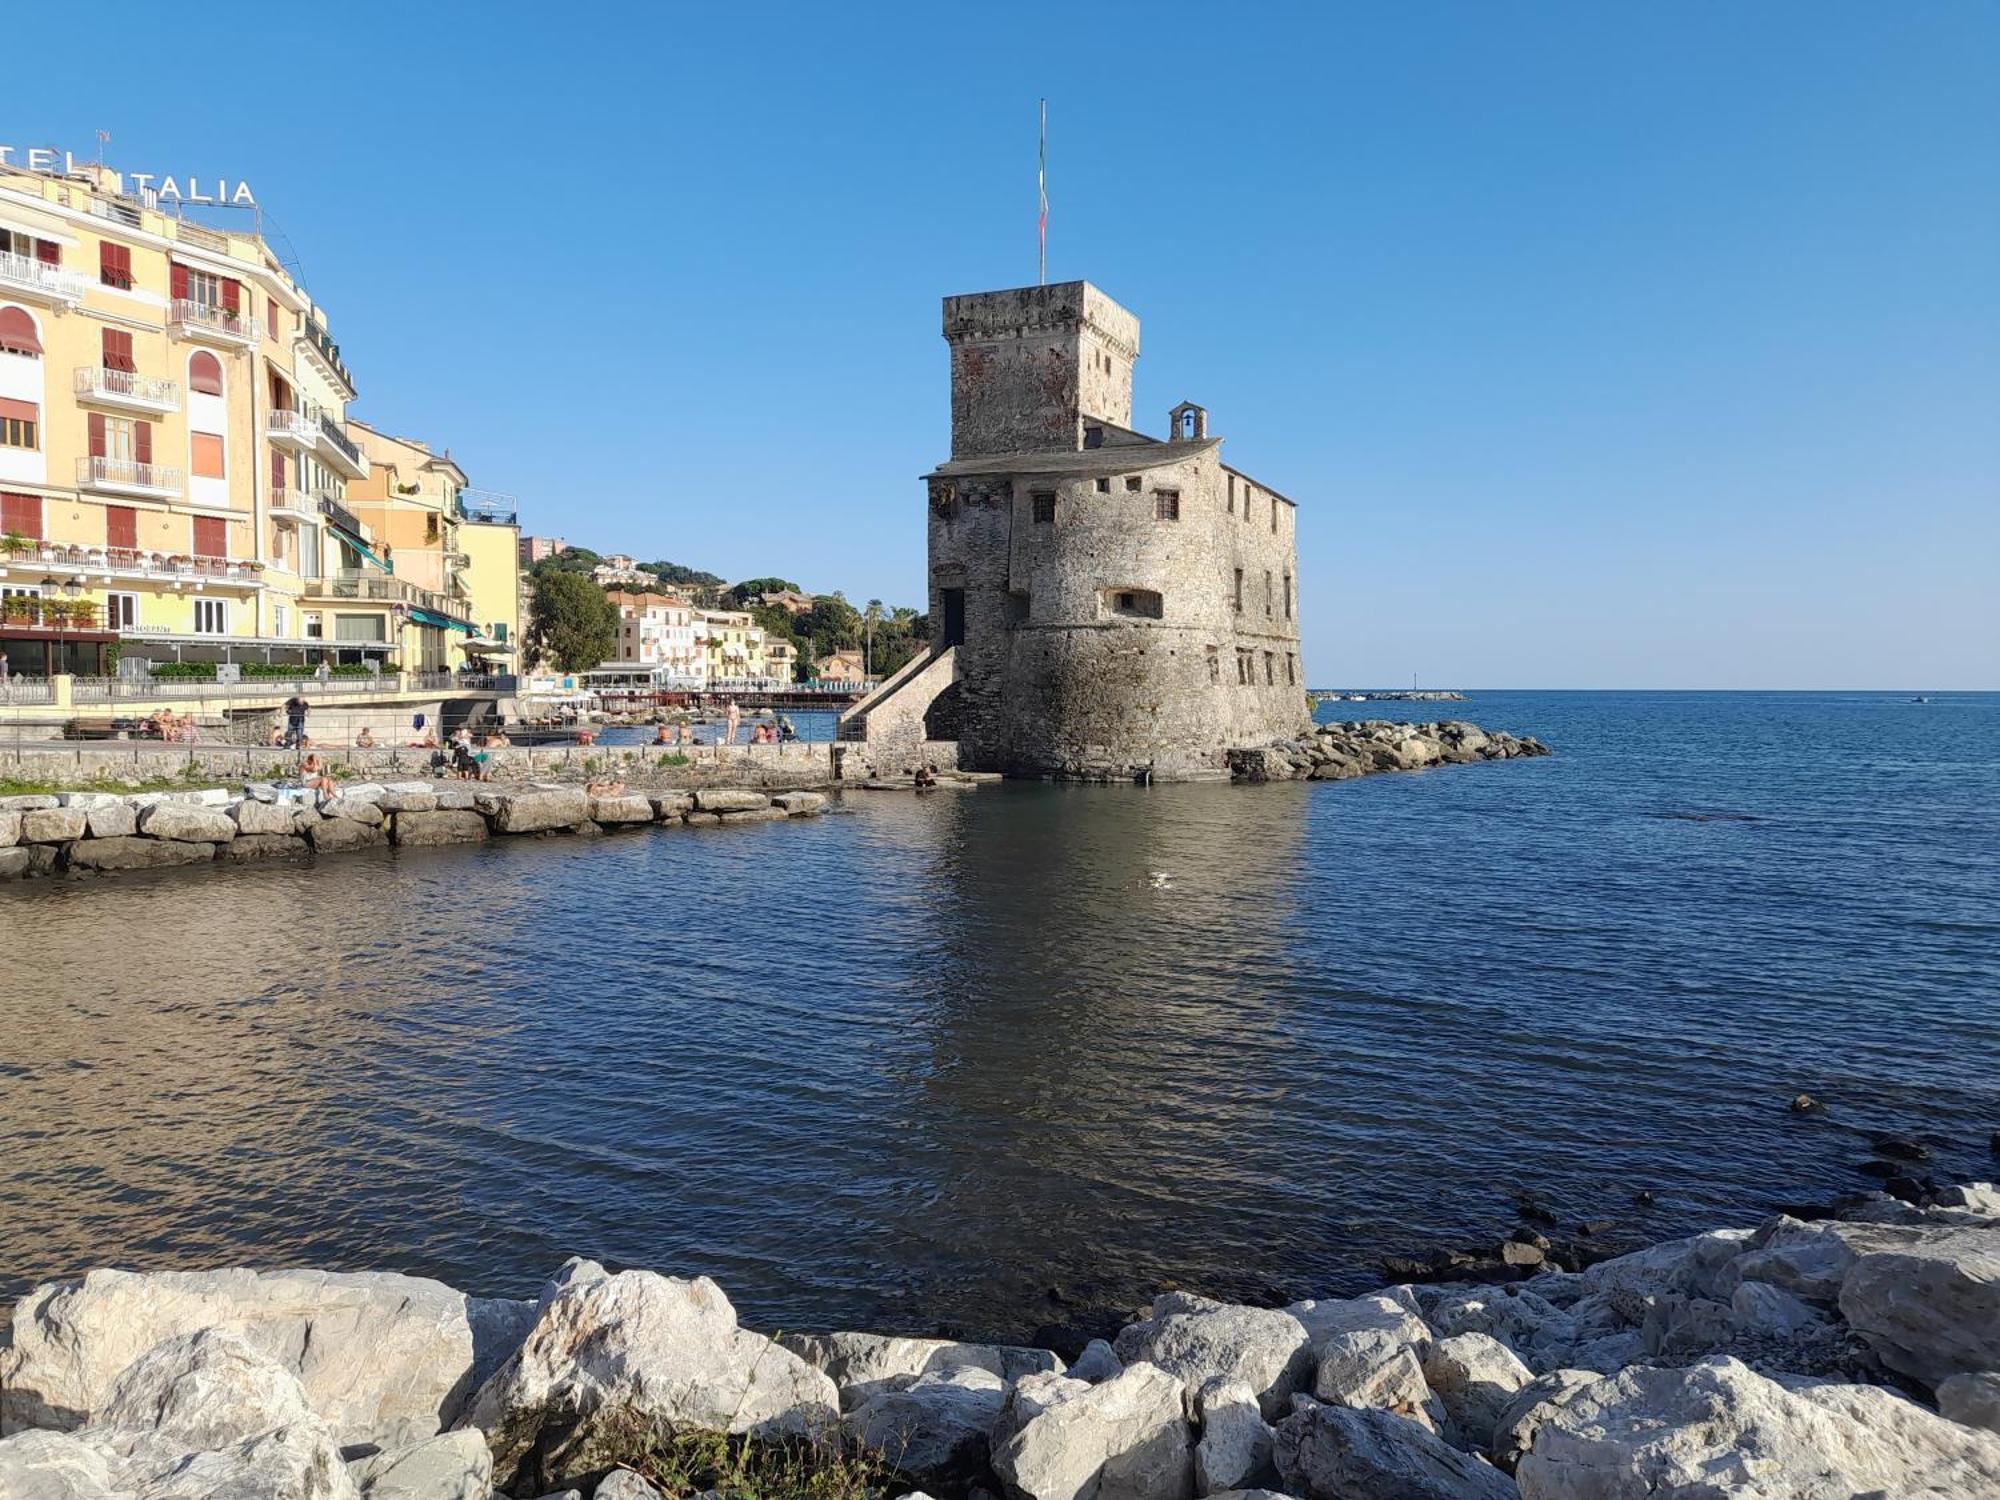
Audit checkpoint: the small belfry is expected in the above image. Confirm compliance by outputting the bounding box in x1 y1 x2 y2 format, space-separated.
865 279 1310 779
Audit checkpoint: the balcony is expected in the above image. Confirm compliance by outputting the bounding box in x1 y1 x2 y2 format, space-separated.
169 298 261 348
268 407 318 453
317 414 369 479
305 569 474 627
297 317 356 396
455 488 519 526
268 483 313 522
313 489 364 538
0 250 86 308
6 541 265 591
75 366 181 415
77 455 182 499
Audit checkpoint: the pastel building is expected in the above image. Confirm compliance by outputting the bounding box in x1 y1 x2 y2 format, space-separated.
604 589 703 683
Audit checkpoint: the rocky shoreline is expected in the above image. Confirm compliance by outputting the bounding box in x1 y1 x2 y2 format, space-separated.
0 781 833 882
1 1182 1994 1499
1231 720 1552 782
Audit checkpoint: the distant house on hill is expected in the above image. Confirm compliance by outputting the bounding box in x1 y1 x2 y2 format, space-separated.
817 649 867 685
757 589 816 614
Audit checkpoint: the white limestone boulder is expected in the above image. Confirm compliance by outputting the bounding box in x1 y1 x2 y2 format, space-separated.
454 1268 836 1494
783 1330 1059 1408
0 1267 535 1451
594 1470 665 1499
1487 1369 1601 1475
1575 1228 1753 1304
1838 1225 2000 1385
344 1428 492 1500
1193 1378 1273 1496
691 789 769 813
233 798 302 836
487 787 588 834
1272 1401 1516 1500
136 801 238 843
1068 1340 1123 1384
587 794 653 825
991 1360 1193 1500
846 1365 1006 1489
1301 1295 1438 1430
1515 1356 2000 1499
1113 1294 1313 1420
1420 1332 1533 1449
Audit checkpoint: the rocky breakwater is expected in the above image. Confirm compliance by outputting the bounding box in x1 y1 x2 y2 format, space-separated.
3 1185 1998 1499
1231 720 1550 784
0 783 831 882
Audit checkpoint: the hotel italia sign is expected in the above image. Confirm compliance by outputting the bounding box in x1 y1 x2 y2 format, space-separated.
1 144 256 206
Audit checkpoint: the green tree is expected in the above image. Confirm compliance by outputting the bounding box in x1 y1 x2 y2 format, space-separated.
526 570 619 672
728 576 802 603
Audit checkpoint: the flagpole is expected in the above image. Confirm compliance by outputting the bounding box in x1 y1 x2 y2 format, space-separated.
1038 99 1048 286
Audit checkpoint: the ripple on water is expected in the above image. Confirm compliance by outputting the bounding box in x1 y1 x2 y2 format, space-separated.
0 690 1996 1338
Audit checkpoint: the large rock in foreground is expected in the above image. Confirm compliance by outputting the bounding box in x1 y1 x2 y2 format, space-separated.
1113 1294 1312 1420
1273 1401 1517 1500
1515 1356 2000 1499
992 1360 1193 1500
455 1266 836 1494
1837 1225 2000 1384
0 1267 534 1451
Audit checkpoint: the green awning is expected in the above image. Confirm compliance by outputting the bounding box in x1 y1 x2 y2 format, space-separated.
410 606 474 632
330 525 392 573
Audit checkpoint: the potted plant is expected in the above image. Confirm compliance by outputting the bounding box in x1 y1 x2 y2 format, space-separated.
3 595 37 625
0 529 29 560
68 600 98 629
40 599 70 630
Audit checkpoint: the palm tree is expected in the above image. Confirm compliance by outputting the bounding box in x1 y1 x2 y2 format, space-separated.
864 598 884 677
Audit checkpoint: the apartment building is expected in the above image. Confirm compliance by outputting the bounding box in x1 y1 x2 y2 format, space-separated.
346 421 520 671
604 589 703 683
0 154 520 681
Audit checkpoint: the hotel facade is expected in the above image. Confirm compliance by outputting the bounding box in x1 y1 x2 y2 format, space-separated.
0 156 517 679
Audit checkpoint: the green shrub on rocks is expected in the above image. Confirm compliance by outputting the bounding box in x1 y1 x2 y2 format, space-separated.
592 1415 897 1500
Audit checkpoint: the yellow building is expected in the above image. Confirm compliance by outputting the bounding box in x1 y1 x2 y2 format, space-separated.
345 421 519 672
0 154 520 687
0 156 400 675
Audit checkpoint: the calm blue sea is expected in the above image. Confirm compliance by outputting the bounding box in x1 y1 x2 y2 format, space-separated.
1 690 1995 1341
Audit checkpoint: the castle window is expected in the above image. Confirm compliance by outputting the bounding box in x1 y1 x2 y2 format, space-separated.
1286 653 1296 685
1104 587 1163 620
1227 475 1235 514
1031 492 1055 524
1207 646 1221 684
1125 476 1142 492
1271 497 1280 533
1095 477 1110 493
1284 571 1292 618
1237 648 1253 685
1264 651 1275 685
1233 568 1244 614
1154 490 1180 521
1084 425 1104 449
1265 570 1273 616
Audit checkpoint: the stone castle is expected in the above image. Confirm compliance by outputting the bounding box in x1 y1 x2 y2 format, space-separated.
843 280 1309 779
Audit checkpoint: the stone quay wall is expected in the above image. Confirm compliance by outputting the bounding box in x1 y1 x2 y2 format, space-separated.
0 1182 1996 1498
0 779 831 882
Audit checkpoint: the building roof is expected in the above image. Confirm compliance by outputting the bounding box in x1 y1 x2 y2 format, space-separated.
925 437 1218 483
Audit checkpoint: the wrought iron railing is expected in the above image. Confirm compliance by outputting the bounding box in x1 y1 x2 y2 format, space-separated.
0 250 86 302
77 456 184 493
170 299 261 341
75 367 181 407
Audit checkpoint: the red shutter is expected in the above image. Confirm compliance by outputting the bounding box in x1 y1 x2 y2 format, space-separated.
221 279 241 313
102 329 136 373
99 242 132 288
1 493 42 540
87 412 106 459
266 297 279 340
170 263 189 300
106 505 137 549
33 239 59 266
193 516 227 558
271 448 286 492
134 421 152 465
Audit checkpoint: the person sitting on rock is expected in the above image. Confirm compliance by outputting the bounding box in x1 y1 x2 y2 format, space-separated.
354 727 376 748
300 752 335 800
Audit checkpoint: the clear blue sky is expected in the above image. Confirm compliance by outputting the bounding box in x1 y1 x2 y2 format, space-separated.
13 2 1996 687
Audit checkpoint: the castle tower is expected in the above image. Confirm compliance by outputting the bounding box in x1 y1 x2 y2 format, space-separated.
942 282 1140 459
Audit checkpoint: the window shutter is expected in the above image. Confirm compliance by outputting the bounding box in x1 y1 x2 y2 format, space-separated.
134 421 152 465
170 263 189 300
102 329 136 373
87 412 106 458
267 297 279 340
188 352 223 396
106 505 137 549
271 448 286 491
221 279 241 313
194 516 227 558
33 239 59 266
1 493 43 540
99 242 130 287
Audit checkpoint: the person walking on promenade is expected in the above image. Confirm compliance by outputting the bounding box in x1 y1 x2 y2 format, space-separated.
725 699 742 745
284 693 310 750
